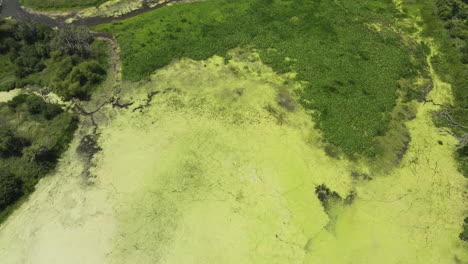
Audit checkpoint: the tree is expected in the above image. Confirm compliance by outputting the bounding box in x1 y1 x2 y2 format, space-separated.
50 25 93 57
14 20 53 45
54 60 106 99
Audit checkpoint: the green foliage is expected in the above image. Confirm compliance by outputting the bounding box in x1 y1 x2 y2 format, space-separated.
0 19 108 100
0 94 78 217
25 94 47 114
19 0 108 10
462 217 468 241
50 25 93 57
0 171 23 211
95 0 417 158
13 20 54 45
53 60 106 99
0 128 29 158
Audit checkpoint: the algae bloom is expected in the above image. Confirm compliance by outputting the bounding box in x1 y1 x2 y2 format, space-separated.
0 49 465 263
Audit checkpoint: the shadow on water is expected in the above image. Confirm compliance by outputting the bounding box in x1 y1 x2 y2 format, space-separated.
0 0 179 27
0 0 60 25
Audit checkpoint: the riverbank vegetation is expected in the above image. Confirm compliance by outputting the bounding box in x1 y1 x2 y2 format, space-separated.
415 0 467 177
0 94 78 222
0 18 109 222
0 18 108 100
19 0 108 10
400 0 467 242
95 0 423 159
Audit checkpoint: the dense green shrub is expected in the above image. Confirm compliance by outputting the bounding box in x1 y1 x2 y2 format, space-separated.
43 103 64 120
0 128 29 158
53 60 106 99
25 94 48 114
0 19 108 100
0 171 23 211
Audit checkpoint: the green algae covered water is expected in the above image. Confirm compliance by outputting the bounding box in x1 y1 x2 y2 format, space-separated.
0 22 466 264
98 50 467 264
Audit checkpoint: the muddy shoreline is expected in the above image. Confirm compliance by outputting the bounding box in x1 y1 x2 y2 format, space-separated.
0 0 181 27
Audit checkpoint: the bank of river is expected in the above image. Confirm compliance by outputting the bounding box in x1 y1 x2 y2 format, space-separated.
0 0 182 27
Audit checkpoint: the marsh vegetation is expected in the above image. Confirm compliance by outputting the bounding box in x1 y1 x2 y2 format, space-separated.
95 0 426 159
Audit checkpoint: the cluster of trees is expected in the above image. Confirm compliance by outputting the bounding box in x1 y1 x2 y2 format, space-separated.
8 93 64 119
435 0 468 62
0 94 78 217
0 19 107 99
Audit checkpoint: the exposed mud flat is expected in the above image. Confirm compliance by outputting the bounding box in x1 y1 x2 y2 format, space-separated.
0 49 466 263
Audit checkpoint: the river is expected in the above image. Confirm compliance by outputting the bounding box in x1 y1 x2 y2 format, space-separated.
0 0 180 27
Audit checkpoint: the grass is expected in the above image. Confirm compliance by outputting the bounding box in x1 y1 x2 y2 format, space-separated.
19 0 108 10
94 0 421 159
